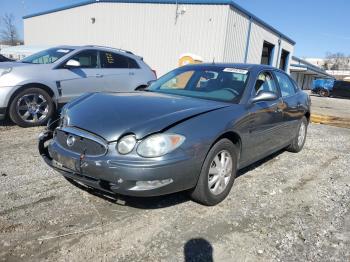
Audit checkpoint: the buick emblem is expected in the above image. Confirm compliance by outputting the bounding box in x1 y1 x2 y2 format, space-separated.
66 135 76 147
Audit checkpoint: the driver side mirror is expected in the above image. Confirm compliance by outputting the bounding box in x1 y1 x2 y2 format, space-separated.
250 91 278 103
65 59 81 68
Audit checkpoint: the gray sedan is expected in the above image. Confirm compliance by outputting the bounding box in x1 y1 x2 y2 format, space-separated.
39 64 310 206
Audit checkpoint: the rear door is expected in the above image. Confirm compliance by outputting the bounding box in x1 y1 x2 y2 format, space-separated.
56 49 105 103
243 71 285 162
99 51 134 92
274 71 304 139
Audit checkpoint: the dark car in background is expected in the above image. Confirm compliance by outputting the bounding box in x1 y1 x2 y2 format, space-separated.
312 79 350 98
39 64 311 206
0 54 13 62
331 81 350 98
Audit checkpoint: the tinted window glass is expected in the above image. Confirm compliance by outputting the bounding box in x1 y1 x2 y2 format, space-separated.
69 50 98 68
275 71 296 97
254 71 278 95
101 51 129 68
149 67 249 103
128 57 140 68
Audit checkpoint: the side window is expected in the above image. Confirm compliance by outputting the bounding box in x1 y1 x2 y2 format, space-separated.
69 50 98 68
100 51 129 68
275 71 296 97
254 71 278 95
127 57 140 69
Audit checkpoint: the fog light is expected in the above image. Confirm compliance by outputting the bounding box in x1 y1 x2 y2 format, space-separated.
130 179 173 191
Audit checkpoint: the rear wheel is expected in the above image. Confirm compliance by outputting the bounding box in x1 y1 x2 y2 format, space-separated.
9 88 55 127
286 116 308 153
319 89 330 97
190 139 238 206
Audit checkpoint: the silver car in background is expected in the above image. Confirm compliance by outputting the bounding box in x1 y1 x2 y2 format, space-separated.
0 45 156 127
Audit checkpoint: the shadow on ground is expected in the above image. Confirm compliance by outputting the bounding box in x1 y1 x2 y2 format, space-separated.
65 149 286 209
0 118 14 127
184 238 213 262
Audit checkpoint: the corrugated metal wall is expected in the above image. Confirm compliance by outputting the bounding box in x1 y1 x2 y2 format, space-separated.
246 21 294 71
222 8 249 63
24 2 294 76
24 2 228 76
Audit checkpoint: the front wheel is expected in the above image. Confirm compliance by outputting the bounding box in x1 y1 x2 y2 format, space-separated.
9 88 55 127
286 116 308 153
190 139 238 206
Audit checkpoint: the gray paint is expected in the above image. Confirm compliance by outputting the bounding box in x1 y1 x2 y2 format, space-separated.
40 64 310 197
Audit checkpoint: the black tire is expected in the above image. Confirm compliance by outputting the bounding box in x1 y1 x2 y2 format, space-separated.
190 139 238 206
9 87 55 127
286 116 308 153
318 89 330 97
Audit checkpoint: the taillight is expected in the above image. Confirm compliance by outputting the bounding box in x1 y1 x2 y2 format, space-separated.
152 70 157 79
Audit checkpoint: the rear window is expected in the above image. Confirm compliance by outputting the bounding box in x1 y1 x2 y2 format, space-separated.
100 51 139 69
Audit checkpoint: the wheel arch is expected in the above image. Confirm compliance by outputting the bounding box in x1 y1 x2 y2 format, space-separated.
8 83 56 107
5 83 57 118
305 111 310 123
135 85 148 91
212 131 242 160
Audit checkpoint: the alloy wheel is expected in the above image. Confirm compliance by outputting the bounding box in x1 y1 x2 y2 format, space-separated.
16 93 49 123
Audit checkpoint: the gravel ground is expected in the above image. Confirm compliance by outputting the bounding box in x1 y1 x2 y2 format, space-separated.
0 123 349 261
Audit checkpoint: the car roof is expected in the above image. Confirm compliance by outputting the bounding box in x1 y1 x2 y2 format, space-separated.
51 45 141 59
179 63 279 73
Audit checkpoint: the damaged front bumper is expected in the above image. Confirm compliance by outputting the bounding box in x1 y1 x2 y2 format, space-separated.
38 127 198 197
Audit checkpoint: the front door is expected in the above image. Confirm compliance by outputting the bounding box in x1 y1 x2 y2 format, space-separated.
242 71 285 163
56 50 104 103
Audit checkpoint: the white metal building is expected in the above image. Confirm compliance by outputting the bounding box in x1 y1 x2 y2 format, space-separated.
23 0 295 76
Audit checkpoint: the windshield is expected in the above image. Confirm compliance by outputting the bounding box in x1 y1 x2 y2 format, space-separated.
148 66 249 103
21 48 74 64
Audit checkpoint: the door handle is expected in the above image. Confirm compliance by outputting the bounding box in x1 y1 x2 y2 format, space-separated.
96 74 103 78
129 72 135 76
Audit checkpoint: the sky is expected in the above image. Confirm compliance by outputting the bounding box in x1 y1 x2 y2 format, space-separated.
1 0 350 58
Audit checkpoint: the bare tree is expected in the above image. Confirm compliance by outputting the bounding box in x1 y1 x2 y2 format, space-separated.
0 13 19 46
323 52 350 70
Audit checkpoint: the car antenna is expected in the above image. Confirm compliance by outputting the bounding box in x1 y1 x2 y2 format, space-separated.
212 57 215 64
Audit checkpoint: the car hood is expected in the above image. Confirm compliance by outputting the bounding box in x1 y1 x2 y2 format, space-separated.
64 92 231 142
0 62 29 68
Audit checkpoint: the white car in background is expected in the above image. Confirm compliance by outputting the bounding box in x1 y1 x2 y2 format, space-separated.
0 45 156 127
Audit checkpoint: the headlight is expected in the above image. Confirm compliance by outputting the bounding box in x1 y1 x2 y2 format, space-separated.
117 135 137 155
0 67 12 77
137 133 185 158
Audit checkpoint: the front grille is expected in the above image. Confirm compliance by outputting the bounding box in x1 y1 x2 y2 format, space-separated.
55 129 107 156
